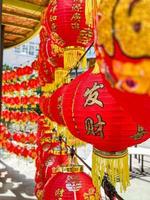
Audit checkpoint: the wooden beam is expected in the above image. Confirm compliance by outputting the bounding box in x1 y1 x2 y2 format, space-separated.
2 22 34 31
5 32 25 39
4 38 14 41
4 39 14 42
2 11 40 22
5 31 26 36
3 0 44 15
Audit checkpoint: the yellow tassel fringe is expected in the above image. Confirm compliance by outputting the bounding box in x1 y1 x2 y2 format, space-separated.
57 126 86 147
92 148 130 193
64 47 86 70
92 62 101 74
85 0 102 26
54 68 68 87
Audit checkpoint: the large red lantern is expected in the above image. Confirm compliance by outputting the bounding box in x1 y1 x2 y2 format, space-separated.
62 66 150 191
43 165 97 200
43 0 93 70
94 0 150 130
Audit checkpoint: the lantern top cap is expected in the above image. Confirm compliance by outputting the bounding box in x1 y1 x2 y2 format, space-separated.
54 165 83 173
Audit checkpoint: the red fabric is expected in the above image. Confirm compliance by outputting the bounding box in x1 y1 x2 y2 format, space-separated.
48 84 67 125
62 69 92 133
43 0 93 48
43 172 96 200
39 27 64 70
104 79 150 131
38 60 55 85
44 154 68 183
63 69 150 152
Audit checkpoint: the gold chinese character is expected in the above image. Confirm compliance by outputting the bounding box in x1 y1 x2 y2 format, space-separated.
55 188 64 199
49 0 57 6
71 13 81 21
73 0 81 2
50 5 57 13
131 125 147 140
71 22 80 29
57 96 63 116
50 15 57 22
72 3 82 12
83 187 96 200
51 23 57 32
85 114 105 138
84 82 104 107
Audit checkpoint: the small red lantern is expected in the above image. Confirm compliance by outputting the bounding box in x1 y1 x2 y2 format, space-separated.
43 165 97 200
44 150 68 183
48 84 67 126
62 66 150 191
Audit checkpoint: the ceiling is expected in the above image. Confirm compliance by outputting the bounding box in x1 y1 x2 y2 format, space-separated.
2 0 49 48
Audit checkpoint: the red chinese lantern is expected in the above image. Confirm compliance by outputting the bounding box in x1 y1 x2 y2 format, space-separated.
62 66 150 191
94 0 150 130
39 28 64 69
44 151 68 183
48 84 67 126
38 60 55 86
39 96 51 117
43 165 97 200
43 0 93 70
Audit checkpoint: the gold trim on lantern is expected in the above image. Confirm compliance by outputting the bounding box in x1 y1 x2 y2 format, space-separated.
56 165 83 173
51 148 68 155
93 148 128 158
64 46 86 70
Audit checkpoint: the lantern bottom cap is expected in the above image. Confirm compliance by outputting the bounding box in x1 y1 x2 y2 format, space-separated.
92 147 130 193
93 147 128 159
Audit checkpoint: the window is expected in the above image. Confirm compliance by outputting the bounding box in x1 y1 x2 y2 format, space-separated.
22 45 28 54
29 45 34 55
14 47 21 53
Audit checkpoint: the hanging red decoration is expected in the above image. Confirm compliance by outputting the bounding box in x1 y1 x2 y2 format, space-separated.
38 59 55 86
43 165 97 200
43 0 93 70
39 28 64 69
94 0 150 130
44 151 68 183
62 66 150 191
48 84 67 126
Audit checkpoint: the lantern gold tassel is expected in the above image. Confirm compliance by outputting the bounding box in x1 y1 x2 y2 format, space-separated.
85 0 93 26
59 127 86 147
64 47 86 70
85 0 102 26
92 148 130 193
92 62 101 74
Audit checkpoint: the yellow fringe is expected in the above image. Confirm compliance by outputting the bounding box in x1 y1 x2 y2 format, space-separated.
92 62 101 74
64 47 86 70
54 68 68 87
65 128 86 147
85 0 102 26
85 0 93 26
57 126 86 147
41 83 56 93
92 149 130 193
